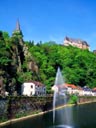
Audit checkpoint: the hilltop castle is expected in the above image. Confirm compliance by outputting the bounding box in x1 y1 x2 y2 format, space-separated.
12 21 90 51
63 36 90 50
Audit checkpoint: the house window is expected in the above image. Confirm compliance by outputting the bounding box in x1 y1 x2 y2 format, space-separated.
31 85 33 88
36 92 38 96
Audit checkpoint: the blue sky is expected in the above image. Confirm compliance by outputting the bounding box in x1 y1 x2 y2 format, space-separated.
0 0 96 51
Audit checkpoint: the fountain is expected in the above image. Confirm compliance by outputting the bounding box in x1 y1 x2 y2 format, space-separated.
50 67 74 128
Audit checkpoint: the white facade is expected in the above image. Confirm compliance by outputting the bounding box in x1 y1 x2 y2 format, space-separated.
21 82 46 97
51 84 95 96
64 37 90 50
82 90 94 96
67 87 73 94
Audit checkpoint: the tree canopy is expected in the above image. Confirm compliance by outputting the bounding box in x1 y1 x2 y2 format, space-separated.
28 42 96 90
0 30 96 95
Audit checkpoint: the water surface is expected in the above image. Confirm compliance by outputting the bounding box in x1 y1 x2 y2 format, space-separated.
1 102 96 128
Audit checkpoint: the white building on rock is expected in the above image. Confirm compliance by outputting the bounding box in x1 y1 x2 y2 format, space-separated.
64 36 90 50
21 81 46 97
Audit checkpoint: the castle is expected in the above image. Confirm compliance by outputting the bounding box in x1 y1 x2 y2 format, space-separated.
63 36 90 50
13 21 90 51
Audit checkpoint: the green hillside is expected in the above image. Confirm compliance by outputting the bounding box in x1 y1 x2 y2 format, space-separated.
0 30 96 96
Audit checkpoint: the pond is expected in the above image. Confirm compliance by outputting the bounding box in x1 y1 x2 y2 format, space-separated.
1 102 96 128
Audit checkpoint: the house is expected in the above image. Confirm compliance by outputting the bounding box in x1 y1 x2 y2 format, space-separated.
51 83 96 96
21 81 46 97
76 86 83 96
64 36 90 50
91 88 96 96
82 86 92 96
64 83 78 94
52 83 77 95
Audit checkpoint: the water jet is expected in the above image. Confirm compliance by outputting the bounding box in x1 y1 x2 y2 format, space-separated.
51 67 73 128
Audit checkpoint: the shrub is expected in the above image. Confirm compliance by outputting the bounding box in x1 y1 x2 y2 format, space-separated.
68 94 78 104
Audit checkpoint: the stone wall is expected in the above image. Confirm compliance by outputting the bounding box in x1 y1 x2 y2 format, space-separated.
78 96 96 103
0 96 53 120
0 96 96 122
0 99 8 119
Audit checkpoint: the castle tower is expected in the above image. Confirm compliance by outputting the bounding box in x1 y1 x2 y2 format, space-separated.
16 19 21 31
12 20 24 72
12 19 23 38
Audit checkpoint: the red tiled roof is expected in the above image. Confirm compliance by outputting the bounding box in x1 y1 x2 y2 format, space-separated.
24 81 44 86
92 88 96 91
56 83 77 89
64 83 77 89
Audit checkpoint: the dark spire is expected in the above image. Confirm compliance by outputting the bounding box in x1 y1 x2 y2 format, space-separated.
12 19 23 38
16 19 21 31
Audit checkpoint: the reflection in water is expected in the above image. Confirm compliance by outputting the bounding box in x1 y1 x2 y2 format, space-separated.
1 103 96 128
49 124 73 128
55 106 74 126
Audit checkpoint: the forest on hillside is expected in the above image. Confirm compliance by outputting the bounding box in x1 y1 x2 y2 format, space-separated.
0 30 96 96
